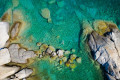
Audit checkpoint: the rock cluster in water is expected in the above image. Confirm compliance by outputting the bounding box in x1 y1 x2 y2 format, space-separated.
36 43 81 70
88 20 120 80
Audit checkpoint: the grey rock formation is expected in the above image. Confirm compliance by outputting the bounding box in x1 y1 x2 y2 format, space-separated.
88 29 120 79
8 44 36 63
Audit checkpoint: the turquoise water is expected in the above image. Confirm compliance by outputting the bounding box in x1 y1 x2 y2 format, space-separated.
1 0 120 80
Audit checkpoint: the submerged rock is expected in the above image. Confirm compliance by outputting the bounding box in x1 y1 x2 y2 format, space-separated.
70 54 76 60
41 8 50 19
0 66 19 80
88 25 120 79
62 57 67 62
76 57 81 63
64 50 70 55
41 8 52 23
11 22 21 39
0 48 11 65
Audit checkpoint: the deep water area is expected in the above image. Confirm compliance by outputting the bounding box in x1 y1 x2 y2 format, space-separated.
1 0 120 80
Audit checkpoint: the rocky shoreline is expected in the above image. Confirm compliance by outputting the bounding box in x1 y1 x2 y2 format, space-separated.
0 22 35 80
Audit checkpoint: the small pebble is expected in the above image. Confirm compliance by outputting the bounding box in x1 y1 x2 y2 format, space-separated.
65 61 70 67
40 44 48 52
39 54 43 58
62 57 67 62
71 49 75 53
70 63 76 69
69 59 74 63
11 76 15 78
42 51 46 56
48 18 52 23
76 57 81 63
46 48 52 54
23 78 26 80
70 54 77 60
64 51 70 55
36 42 42 46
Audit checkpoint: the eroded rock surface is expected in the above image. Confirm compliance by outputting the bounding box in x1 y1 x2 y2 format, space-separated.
89 29 120 79
8 44 36 63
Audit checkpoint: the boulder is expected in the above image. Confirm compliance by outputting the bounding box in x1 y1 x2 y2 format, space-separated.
0 22 9 48
0 66 19 79
8 44 36 63
0 48 11 65
88 29 120 79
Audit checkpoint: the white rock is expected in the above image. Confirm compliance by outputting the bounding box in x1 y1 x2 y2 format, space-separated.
22 78 26 80
8 44 20 63
15 69 33 79
11 22 21 38
51 51 56 56
0 66 19 80
9 44 36 63
46 48 52 54
39 54 43 58
57 50 64 57
0 48 11 65
0 22 9 48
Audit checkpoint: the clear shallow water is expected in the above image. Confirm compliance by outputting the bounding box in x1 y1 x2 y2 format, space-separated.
1 0 120 80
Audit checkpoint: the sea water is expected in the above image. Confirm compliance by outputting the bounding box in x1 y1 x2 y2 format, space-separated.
1 0 120 80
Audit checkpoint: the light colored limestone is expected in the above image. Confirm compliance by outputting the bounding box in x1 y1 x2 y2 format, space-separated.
0 48 11 65
0 22 9 48
0 66 19 80
8 44 36 63
15 68 33 79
